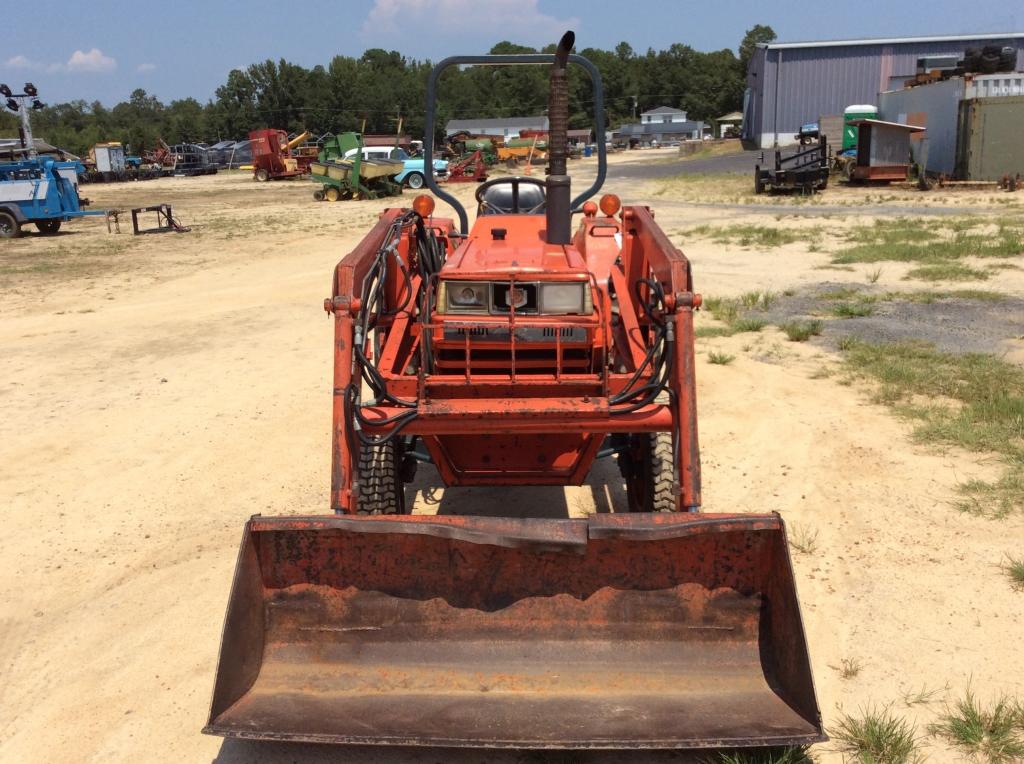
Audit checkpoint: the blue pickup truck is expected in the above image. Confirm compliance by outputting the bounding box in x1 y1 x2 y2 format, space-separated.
0 156 101 237
348 146 448 189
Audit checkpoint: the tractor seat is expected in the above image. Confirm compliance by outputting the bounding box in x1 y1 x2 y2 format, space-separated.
477 178 546 216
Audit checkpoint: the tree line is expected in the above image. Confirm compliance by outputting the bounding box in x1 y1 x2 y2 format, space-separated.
1 26 775 158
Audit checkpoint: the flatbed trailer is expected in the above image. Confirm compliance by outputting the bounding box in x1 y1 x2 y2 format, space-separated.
754 136 830 194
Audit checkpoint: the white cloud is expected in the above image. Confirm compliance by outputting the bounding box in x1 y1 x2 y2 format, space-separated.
5 54 37 70
5 49 118 75
66 48 117 73
137 63 157 73
361 0 578 51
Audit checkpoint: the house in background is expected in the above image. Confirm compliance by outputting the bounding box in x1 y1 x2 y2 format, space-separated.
615 106 706 146
640 106 690 125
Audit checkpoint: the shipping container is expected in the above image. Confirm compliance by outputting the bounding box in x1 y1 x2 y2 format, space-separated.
956 96 1024 180
965 74 1024 99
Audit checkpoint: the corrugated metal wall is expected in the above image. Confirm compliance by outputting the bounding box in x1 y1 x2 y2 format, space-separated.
751 37 1023 147
879 78 964 175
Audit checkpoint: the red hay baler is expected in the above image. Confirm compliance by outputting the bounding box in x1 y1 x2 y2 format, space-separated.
205 32 824 751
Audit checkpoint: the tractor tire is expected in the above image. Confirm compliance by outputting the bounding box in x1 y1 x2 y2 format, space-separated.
325 186 341 202
35 219 61 235
623 432 678 513
313 188 326 201
754 168 765 195
254 168 270 182
405 172 424 190
0 210 21 239
357 440 407 515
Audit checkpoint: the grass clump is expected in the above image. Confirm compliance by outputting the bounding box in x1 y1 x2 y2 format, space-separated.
740 290 777 309
888 289 1006 304
703 296 740 325
832 705 923 764
780 319 823 342
839 340 1024 518
732 316 770 332
709 747 812 764
833 218 1024 266
708 351 736 366
835 657 864 680
819 286 864 301
788 522 818 555
698 298 769 338
1003 556 1024 591
906 263 991 282
831 302 875 318
902 683 948 706
696 325 738 339
690 224 814 249
930 689 1024 762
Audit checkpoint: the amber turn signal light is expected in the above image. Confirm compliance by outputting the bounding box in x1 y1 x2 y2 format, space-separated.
599 194 621 216
413 194 435 217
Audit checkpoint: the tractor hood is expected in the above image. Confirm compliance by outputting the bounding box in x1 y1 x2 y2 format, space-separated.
443 218 588 276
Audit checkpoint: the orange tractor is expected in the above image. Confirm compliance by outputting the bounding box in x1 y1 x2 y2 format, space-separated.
205 32 824 751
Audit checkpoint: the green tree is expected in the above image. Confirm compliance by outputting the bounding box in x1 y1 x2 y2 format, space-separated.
738 24 777 74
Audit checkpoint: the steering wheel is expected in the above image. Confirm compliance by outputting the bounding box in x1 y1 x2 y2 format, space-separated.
474 176 546 215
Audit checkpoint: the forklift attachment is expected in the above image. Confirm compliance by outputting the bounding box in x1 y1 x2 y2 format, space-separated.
204 512 823 749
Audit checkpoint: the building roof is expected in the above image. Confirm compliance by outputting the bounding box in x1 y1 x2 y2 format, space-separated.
640 106 686 115
446 116 548 131
716 111 743 121
760 31 1024 50
849 119 926 132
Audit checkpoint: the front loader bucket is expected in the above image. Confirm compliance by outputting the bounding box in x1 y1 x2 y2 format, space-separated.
205 513 823 749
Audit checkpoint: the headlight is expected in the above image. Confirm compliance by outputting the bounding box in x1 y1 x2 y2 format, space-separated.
539 282 591 314
441 281 487 313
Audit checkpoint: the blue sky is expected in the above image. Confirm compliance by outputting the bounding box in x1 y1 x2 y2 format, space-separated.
2 0 1021 105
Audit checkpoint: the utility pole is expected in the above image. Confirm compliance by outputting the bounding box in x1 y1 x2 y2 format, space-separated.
1 82 45 158
632 95 638 121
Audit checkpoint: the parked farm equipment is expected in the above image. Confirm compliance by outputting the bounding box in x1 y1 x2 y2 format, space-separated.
309 133 404 200
249 129 315 181
445 148 488 182
0 82 104 237
754 136 830 194
205 32 824 751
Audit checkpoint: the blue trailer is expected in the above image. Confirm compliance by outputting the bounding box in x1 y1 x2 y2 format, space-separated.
0 156 103 237
1 80 104 237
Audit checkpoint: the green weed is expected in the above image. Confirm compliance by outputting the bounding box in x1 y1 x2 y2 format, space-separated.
780 319 824 342
832 705 923 764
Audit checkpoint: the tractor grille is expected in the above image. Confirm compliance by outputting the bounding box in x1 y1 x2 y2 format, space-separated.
434 324 593 377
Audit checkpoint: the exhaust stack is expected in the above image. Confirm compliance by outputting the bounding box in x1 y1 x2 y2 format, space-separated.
545 31 574 245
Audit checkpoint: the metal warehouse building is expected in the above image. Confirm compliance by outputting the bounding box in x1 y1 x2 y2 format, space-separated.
743 32 1024 147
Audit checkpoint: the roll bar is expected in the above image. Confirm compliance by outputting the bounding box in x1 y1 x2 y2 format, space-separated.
423 41 607 235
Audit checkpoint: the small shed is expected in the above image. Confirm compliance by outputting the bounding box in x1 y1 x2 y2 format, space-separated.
849 119 925 181
714 111 743 138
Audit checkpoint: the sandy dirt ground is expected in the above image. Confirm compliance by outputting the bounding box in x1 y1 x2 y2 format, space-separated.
1 156 1022 763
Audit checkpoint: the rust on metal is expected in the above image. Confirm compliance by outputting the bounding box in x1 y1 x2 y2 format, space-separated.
205 513 824 748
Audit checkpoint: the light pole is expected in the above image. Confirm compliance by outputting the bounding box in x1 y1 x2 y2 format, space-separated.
1 82 46 158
